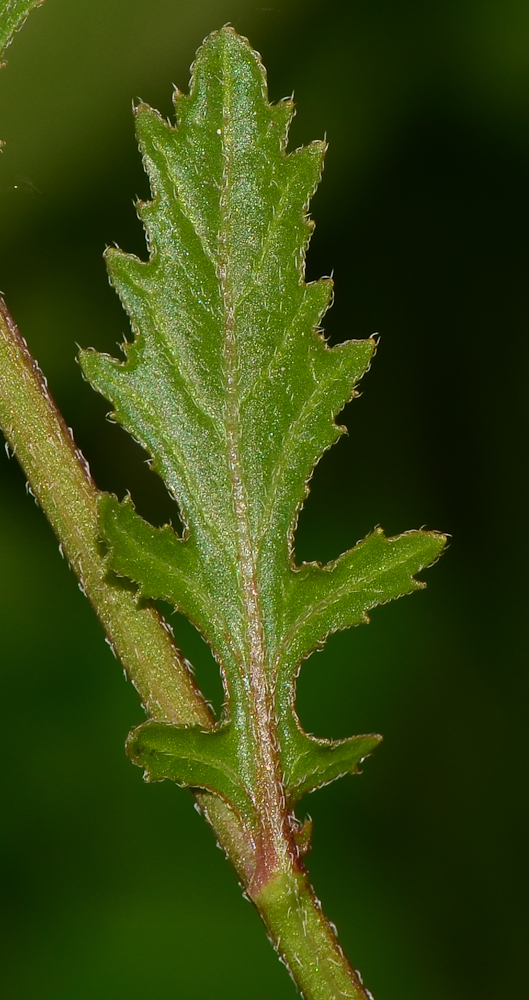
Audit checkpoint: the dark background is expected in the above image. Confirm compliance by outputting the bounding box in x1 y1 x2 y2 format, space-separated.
0 1 527 997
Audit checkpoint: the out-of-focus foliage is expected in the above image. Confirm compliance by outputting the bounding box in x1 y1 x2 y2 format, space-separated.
0 3 527 1000
0 0 42 61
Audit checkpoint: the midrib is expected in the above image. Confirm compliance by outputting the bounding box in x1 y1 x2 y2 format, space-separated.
218 48 291 888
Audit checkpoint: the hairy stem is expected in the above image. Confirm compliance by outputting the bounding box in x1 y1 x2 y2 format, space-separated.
0 295 255 882
0 297 373 999
0 298 210 726
256 870 372 1000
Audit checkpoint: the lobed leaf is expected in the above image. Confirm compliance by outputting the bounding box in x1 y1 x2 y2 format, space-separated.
81 27 446 821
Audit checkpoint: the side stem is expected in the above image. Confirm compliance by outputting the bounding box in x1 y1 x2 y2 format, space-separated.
0 297 374 1000
0 297 210 729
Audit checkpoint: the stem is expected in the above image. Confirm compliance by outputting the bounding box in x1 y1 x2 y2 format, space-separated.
0 297 209 729
0 297 373 1000
255 869 372 1000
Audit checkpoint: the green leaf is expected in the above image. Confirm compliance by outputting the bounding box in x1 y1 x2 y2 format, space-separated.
80 27 446 825
280 527 446 682
285 732 383 806
127 721 256 828
0 0 43 62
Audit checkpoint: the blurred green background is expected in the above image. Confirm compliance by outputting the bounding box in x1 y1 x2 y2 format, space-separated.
0 1 527 997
